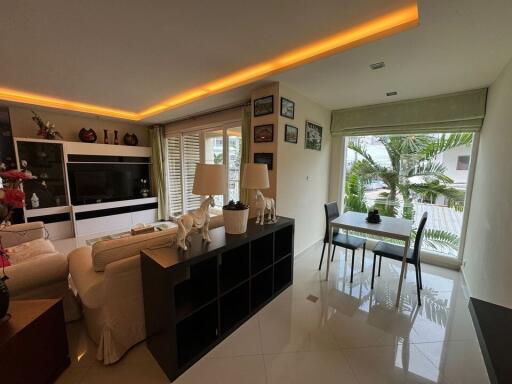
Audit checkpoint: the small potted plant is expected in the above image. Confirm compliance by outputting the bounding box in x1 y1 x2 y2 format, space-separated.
222 200 249 234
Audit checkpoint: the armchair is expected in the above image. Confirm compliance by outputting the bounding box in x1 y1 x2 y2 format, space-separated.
0 221 80 322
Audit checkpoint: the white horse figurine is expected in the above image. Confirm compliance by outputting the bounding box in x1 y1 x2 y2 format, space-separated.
177 196 215 251
254 190 277 225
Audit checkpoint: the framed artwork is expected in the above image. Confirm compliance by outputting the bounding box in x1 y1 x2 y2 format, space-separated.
280 97 295 119
284 124 298 144
254 152 273 170
305 121 322 151
253 95 274 117
254 124 274 143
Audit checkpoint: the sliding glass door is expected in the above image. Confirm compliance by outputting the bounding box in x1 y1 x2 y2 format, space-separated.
343 133 475 259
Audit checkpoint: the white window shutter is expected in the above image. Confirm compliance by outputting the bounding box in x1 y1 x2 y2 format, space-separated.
167 136 183 216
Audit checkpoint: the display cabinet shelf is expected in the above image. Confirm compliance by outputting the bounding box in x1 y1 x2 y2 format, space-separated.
141 217 294 382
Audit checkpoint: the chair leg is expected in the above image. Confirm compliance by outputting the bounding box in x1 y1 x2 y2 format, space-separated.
318 242 326 271
350 249 355 283
361 243 366 272
331 245 337 262
378 256 382 276
415 265 422 306
418 262 423 289
371 253 377 289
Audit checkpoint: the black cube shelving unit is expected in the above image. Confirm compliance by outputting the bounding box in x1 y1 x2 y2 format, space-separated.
141 217 294 382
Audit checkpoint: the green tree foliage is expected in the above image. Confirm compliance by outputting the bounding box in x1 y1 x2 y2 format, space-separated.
346 133 472 253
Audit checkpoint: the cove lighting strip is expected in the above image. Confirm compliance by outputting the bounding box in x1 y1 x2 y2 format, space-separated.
0 4 418 121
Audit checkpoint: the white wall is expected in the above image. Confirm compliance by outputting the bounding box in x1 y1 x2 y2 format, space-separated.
8 106 149 146
463 57 512 308
276 84 332 254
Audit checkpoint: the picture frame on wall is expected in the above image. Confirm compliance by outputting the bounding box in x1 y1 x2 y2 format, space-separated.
254 124 274 143
280 97 295 119
254 152 273 170
253 95 274 117
305 121 322 151
284 124 298 144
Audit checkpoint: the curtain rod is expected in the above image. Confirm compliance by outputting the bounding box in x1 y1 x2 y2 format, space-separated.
162 100 251 126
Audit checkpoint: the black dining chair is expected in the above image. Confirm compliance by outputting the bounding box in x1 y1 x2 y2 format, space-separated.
319 202 367 283
371 212 427 305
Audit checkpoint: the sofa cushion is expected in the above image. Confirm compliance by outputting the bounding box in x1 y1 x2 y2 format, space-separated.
91 227 178 272
6 238 56 265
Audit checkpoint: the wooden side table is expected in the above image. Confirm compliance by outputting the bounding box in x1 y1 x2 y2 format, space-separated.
0 299 70 384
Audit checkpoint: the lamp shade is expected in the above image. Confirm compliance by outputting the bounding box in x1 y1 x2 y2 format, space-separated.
242 163 270 190
192 163 226 196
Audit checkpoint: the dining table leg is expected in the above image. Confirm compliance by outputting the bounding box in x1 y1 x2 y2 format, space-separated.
326 223 333 280
395 238 410 307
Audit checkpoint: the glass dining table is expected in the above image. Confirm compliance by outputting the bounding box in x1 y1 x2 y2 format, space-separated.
326 211 413 307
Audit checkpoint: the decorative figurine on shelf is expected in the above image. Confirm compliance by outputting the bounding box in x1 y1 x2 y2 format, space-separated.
139 179 149 197
177 196 215 251
103 129 109 144
176 164 226 251
78 128 97 143
254 191 276 225
123 133 138 146
242 163 277 225
114 130 119 145
31 111 62 140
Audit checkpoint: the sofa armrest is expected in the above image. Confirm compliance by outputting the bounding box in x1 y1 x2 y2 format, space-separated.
5 252 68 297
0 221 45 248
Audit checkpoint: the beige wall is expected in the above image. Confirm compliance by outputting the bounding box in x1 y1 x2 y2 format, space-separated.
276 84 332 254
8 106 149 146
463 57 512 308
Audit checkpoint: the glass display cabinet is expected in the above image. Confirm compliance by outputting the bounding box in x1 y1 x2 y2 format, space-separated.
16 140 68 210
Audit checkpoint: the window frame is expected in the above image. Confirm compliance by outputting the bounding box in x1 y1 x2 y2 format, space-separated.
166 119 242 218
336 132 481 264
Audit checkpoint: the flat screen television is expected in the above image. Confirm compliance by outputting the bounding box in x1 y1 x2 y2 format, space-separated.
67 163 150 205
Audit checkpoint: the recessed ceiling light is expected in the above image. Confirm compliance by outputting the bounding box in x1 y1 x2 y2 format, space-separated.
386 91 398 96
370 62 386 70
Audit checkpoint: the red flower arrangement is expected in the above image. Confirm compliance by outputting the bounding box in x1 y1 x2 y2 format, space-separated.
0 169 33 226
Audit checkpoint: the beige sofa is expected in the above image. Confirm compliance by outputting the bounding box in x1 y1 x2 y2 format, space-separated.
68 215 224 365
1 221 80 322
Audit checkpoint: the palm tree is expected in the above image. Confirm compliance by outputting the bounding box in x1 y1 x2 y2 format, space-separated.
346 133 473 253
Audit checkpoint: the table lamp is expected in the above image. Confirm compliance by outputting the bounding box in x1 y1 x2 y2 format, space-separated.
177 164 226 250
242 163 276 224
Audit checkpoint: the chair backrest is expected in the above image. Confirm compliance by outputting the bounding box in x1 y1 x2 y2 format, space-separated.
323 202 340 243
411 212 428 263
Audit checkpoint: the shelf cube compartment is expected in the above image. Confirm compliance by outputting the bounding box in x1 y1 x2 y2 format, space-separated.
251 233 274 274
219 244 250 293
251 267 273 311
220 282 250 334
174 257 218 320
176 302 218 368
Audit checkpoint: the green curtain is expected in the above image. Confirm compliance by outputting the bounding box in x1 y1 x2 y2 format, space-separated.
331 88 487 136
239 105 251 203
149 125 168 220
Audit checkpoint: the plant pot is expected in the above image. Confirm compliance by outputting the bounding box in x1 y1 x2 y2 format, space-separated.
223 208 249 234
0 277 9 321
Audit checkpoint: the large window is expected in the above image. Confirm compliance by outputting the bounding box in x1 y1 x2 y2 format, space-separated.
167 125 242 217
344 133 475 258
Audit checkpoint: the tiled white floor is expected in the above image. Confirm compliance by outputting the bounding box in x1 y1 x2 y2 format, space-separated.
57 242 489 383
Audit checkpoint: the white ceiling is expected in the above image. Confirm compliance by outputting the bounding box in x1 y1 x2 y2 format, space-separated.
273 0 512 110
1 0 511 124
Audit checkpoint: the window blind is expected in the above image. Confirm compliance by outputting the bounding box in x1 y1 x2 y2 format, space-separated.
167 136 183 216
183 133 201 211
331 88 488 136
